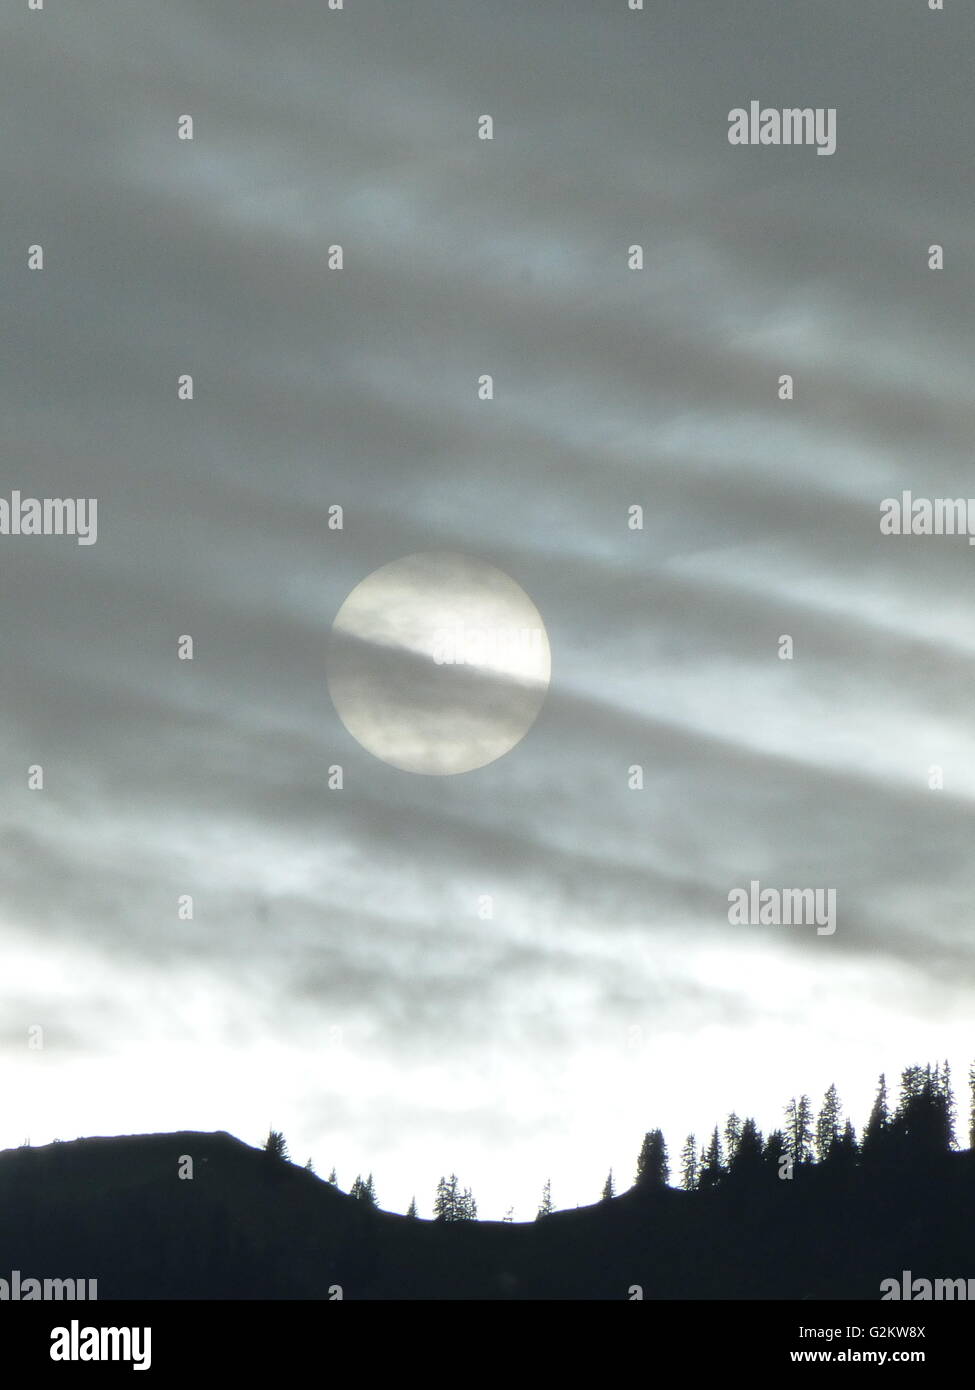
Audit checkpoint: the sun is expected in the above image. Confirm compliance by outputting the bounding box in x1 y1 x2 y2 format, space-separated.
327 553 551 775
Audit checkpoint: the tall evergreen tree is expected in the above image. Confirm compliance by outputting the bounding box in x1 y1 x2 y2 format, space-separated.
679 1133 698 1191
729 1117 764 1176
434 1174 476 1221
698 1127 724 1190
834 1117 859 1168
601 1168 615 1201
815 1084 842 1163
349 1173 377 1206
937 1060 956 1150
890 1062 954 1159
635 1129 670 1189
263 1129 288 1162
763 1128 788 1174
862 1073 889 1159
406 1196 418 1219
434 1175 455 1220
723 1113 742 1165
536 1179 554 1218
785 1096 813 1166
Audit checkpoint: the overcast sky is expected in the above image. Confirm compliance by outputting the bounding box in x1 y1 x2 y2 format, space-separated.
3 0 975 1220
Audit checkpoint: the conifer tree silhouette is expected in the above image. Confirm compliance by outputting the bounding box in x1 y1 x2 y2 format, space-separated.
763 1128 788 1174
434 1174 477 1220
815 1084 842 1163
698 1127 723 1190
785 1096 813 1167
729 1117 763 1178
679 1134 698 1190
834 1117 859 1169
263 1129 288 1162
862 1073 889 1161
635 1130 669 1189
350 1173 377 1206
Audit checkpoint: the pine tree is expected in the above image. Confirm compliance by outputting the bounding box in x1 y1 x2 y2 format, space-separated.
698 1127 724 1190
815 1084 842 1163
327 1167 338 1186
862 1073 889 1159
835 1117 859 1167
304 1157 315 1173
891 1061 955 1159
785 1096 813 1166
763 1128 788 1172
723 1113 742 1166
679 1133 698 1190
434 1174 476 1221
938 1060 956 1150
635 1129 669 1189
729 1117 764 1176
434 1175 452 1221
536 1178 554 1218
263 1129 288 1162
406 1196 418 1219
601 1168 615 1201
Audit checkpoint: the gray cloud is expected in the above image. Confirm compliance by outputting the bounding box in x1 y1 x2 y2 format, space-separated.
2 0 973 1213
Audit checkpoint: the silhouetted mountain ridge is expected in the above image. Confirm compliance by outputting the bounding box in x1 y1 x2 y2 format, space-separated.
2 1129 974 1298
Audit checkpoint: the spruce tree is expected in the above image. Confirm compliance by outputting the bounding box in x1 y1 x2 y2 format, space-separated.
763 1128 788 1173
785 1096 813 1166
698 1127 724 1190
679 1133 698 1190
834 1117 859 1167
815 1084 842 1163
263 1129 288 1162
729 1117 764 1176
434 1174 476 1221
862 1073 889 1159
635 1129 669 1189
